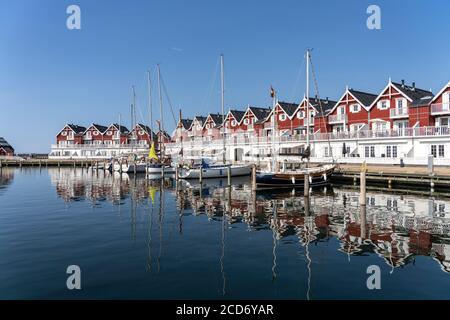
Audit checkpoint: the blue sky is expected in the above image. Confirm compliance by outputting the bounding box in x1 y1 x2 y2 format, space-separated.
1 0 449 152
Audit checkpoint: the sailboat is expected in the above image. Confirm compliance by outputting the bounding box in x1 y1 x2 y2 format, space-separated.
179 54 252 180
145 66 175 176
255 49 335 188
114 86 148 173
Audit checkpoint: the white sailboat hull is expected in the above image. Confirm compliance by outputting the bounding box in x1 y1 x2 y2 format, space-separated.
179 165 251 179
121 163 147 173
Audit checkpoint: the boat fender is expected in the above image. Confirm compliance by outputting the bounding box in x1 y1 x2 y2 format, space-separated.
309 175 312 183
291 176 295 184
323 173 327 181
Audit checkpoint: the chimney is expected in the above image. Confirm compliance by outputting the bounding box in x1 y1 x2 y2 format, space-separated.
401 79 405 88
412 82 416 91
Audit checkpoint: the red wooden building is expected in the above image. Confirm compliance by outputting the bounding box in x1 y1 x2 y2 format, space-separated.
327 87 377 133
429 81 450 127
56 124 86 146
368 80 434 132
0 137 14 156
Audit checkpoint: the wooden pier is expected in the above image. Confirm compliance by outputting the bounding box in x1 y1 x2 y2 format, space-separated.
0 159 98 168
332 164 450 189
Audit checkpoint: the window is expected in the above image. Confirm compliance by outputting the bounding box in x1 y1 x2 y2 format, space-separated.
378 100 390 110
338 106 345 114
324 147 333 157
279 114 286 121
386 146 398 158
439 145 445 157
107 131 112 135
243 118 249 125
297 111 303 119
351 104 360 113
440 117 449 127
396 98 403 109
93 131 98 136
365 146 376 157
431 145 437 158
231 120 237 126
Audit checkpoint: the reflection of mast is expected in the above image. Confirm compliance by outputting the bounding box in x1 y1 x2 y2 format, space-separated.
147 192 154 272
272 201 278 281
157 178 165 273
304 195 312 300
220 186 228 296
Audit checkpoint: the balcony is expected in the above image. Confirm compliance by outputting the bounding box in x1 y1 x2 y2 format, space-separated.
390 108 409 118
431 103 450 115
328 114 347 124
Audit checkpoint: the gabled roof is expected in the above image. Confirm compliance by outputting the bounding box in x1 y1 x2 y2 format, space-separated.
207 113 224 126
0 137 13 149
86 123 108 134
329 88 377 114
349 89 378 107
247 106 271 121
277 101 299 117
392 81 433 106
193 115 208 126
309 98 337 117
430 81 450 104
132 123 157 139
179 119 193 130
228 109 246 123
67 124 86 134
109 123 130 134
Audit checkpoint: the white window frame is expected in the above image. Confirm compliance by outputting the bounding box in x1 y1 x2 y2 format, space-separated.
279 114 287 121
231 120 237 126
378 100 390 110
351 104 360 113
243 118 249 125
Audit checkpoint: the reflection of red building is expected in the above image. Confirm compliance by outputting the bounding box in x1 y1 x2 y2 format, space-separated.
0 137 14 156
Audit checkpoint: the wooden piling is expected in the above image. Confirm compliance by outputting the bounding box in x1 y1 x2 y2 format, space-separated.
199 166 203 183
359 161 367 206
175 165 179 181
133 161 136 175
251 164 257 191
304 174 310 197
227 166 231 186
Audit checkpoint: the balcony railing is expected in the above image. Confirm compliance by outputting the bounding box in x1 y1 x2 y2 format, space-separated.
390 108 409 118
52 143 150 149
431 103 450 115
328 114 347 123
163 126 450 150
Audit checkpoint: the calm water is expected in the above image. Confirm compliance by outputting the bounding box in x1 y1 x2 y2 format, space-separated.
1 167 450 299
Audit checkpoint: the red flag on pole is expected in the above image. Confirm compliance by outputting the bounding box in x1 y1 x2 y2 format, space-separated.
270 86 275 98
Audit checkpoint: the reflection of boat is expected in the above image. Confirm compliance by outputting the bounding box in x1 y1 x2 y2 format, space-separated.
146 163 176 175
181 175 250 188
180 163 251 179
256 164 335 188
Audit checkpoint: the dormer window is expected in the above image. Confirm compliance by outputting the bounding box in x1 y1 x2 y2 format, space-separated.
351 104 360 113
378 100 390 110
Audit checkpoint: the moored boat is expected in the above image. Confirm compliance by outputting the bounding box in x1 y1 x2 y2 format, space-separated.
179 163 251 179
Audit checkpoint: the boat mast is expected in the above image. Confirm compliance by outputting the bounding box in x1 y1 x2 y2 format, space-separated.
220 54 226 164
131 85 136 153
271 88 276 172
118 113 122 155
306 49 310 167
147 70 153 143
157 64 165 160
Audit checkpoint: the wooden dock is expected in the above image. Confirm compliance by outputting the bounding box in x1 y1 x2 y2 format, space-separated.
0 159 102 168
332 164 450 189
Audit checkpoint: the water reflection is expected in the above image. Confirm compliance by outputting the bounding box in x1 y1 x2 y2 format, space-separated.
0 168 14 195
43 168 450 278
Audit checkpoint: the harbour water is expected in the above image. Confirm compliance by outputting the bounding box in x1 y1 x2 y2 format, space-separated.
1 167 450 299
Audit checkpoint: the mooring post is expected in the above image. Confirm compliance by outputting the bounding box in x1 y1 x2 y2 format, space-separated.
0 160 2 169
175 165 179 181
360 205 367 239
304 174 310 197
251 164 257 191
161 164 165 177
133 161 136 175
227 166 231 186
103 161 106 173
359 161 367 206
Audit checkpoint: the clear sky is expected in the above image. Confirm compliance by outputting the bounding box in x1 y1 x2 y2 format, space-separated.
1 0 449 152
